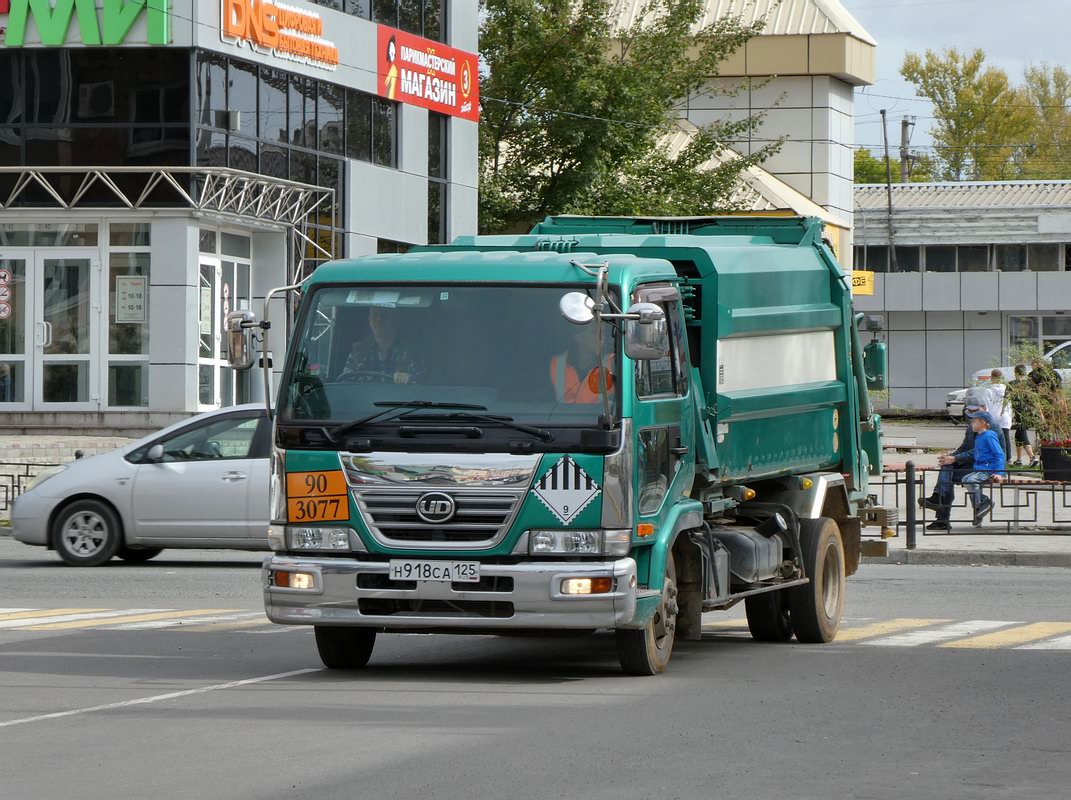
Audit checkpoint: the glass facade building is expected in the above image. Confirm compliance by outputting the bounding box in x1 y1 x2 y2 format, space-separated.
0 0 478 425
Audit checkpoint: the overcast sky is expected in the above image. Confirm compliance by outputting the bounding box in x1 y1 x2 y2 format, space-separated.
840 0 1064 154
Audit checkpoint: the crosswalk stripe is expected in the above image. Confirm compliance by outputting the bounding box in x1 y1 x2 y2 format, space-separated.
0 609 37 615
0 610 134 629
1018 632 1071 651
175 618 274 632
0 608 109 624
24 609 237 631
111 612 264 631
864 620 1017 647
943 621 1071 650
834 618 950 642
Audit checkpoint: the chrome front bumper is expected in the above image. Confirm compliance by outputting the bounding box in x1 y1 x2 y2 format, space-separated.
263 555 637 631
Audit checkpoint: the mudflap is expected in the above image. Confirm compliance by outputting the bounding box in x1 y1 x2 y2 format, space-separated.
839 516 862 577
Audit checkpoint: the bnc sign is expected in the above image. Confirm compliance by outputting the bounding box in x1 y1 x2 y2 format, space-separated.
0 0 170 46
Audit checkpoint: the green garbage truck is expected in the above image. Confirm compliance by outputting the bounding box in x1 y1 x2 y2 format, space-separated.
227 215 893 675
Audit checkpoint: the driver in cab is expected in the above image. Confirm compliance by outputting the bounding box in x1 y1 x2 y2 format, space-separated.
340 306 424 384
551 325 615 403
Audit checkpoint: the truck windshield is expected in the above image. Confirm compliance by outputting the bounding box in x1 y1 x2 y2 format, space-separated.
279 284 618 428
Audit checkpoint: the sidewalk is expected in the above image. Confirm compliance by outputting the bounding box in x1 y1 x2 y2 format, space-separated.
865 421 1071 568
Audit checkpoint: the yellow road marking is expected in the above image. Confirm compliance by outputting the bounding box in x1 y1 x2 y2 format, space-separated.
24 609 239 631
701 618 750 629
0 608 108 622
941 621 1071 649
175 618 274 632
835 618 951 642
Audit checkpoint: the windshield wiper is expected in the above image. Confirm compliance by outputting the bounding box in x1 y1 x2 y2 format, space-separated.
328 401 488 441
413 411 554 443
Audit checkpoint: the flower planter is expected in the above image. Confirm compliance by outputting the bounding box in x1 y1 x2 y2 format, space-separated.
1039 445 1071 481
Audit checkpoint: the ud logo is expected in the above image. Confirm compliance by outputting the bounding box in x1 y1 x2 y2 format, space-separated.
415 492 456 524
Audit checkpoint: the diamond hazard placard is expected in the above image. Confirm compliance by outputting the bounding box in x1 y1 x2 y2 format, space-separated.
531 456 601 525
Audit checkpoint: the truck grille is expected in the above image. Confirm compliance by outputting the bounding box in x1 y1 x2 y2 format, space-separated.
353 488 524 550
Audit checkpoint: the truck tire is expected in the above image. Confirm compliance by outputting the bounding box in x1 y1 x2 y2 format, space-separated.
314 626 377 669
789 517 845 643
744 589 793 642
52 499 123 567
616 552 678 675
117 546 164 563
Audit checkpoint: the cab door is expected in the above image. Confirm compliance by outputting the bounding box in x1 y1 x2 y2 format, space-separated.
630 285 695 535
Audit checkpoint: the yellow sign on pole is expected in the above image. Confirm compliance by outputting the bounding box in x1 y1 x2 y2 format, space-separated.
851 270 875 296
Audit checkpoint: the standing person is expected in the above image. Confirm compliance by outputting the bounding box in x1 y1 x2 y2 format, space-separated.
985 369 1013 461
1029 357 1062 393
1007 364 1038 467
961 412 1006 526
919 388 987 530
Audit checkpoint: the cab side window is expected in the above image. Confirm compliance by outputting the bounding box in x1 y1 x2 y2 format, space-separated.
633 292 688 398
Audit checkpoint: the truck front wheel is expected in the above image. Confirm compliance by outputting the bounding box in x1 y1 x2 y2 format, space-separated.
314 626 377 669
617 552 678 675
789 517 845 643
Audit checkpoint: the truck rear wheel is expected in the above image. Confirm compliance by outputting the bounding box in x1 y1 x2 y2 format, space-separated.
616 552 678 675
789 517 845 643
744 589 793 642
314 626 377 669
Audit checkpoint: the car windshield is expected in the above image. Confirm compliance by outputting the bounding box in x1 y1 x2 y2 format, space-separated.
279 284 618 427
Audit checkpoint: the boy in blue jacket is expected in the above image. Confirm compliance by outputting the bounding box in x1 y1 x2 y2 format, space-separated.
961 412 1006 526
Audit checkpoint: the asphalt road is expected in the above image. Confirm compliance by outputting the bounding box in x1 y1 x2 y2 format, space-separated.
1 537 1070 800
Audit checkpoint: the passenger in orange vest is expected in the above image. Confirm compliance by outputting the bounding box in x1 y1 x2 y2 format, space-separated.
550 327 615 403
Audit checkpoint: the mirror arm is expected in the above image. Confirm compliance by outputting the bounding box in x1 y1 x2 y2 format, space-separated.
261 282 304 419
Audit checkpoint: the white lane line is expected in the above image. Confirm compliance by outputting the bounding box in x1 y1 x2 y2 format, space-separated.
0 668 320 729
863 620 1019 647
1018 633 1071 651
0 609 37 614
0 610 162 630
110 612 264 630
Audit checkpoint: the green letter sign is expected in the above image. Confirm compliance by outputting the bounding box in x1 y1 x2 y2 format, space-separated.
5 0 169 46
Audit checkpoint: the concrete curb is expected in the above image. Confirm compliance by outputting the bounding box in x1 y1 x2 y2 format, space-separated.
863 550 1071 568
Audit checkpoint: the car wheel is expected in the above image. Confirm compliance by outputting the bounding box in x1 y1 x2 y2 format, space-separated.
52 499 123 567
117 546 164 563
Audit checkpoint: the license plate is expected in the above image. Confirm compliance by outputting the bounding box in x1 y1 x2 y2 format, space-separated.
388 560 481 583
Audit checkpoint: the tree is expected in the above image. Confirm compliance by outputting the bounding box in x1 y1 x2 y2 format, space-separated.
479 0 780 233
901 48 1034 181
1020 63 1071 180
854 147 936 184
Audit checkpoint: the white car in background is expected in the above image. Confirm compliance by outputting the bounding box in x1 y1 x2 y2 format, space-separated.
946 342 1071 418
10 405 271 566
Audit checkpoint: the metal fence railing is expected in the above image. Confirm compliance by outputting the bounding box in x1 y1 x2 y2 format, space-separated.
0 462 60 516
871 464 1071 545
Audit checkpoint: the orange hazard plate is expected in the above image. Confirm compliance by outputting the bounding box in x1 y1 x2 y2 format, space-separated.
286 470 349 522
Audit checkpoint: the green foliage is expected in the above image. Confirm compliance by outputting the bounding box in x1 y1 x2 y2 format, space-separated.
853 147 936 184
901 49 1071 181
478 0 781 233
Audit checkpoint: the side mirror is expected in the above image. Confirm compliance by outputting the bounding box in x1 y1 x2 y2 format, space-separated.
559 292 595 325
225 310 257 370
624 303 669 361
146 444 164 462
863 340 888 391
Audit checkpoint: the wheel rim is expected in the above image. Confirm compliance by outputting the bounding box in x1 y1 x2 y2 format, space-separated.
652 568 679 651
61 511 108 557
820 539 842 619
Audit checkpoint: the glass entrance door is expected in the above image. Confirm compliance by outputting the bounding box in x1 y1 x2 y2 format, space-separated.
0 255 31 409
34 252 100 409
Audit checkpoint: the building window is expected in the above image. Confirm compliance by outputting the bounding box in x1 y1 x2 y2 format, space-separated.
958 245 989 272
107 223 151 408
428 112 448 244
1028 243 1060 271
372 97 397 167
334 0 445 40
924 245 955 272
895 246 920 272
995 244 1027 272
856 245 888 273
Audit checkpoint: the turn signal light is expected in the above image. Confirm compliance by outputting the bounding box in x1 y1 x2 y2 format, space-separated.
800 478 814 490
561 577 614 595
743 488 757 501
272 570 316 590
636 523 655 537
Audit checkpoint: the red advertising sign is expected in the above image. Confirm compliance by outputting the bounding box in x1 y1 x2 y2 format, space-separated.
377 25 478 122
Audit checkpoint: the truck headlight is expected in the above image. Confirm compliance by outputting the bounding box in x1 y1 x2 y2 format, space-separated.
287 527 353 551
528 529 631 557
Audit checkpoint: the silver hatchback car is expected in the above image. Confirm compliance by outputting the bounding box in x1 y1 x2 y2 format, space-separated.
11 405 271 566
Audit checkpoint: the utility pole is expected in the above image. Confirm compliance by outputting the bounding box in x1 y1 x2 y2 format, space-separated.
881 109 898 272
899 116 915 183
